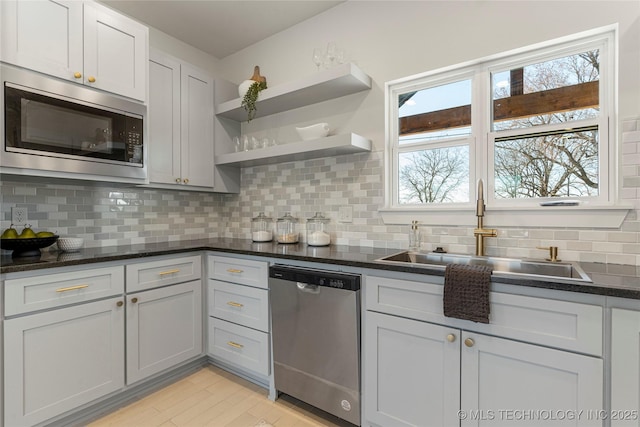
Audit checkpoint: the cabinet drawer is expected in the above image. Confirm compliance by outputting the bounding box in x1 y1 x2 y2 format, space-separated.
208 280 269 332
4 266 124 316
366 275 603 356
126 255 201 292
208 317 269 376
208 256 268 289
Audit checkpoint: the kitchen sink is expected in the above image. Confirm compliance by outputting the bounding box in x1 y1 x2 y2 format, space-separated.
375 251 592 283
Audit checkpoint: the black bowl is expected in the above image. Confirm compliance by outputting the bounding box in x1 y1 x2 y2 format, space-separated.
1 236 59 257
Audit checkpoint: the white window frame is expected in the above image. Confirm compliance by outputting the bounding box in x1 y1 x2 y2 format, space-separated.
391 68 477 209
380 24 628 228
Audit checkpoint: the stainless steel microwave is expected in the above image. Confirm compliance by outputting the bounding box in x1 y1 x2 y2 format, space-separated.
1 64 147 183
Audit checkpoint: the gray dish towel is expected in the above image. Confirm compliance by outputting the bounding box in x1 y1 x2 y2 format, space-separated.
443 264 492 323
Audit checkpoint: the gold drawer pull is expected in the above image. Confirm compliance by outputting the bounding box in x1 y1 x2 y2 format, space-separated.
158 269 180 276
226 301 244 308
56 284 89 293
226 268 243 274
227 341 244 349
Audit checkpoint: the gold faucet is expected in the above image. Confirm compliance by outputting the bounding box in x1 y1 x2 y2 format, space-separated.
537 246 560 262
473 179 497 256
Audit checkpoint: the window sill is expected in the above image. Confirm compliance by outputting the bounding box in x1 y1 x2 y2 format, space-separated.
378 205 631 228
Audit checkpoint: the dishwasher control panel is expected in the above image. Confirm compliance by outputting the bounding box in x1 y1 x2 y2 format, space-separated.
269 265 361 291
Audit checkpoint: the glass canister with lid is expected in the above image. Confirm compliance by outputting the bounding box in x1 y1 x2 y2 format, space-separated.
306 212 331 246
251 212 273 242
276 212 299 244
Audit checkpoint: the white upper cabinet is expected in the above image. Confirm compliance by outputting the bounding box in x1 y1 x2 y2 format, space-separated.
1 0 148 101
83 1 147 101
0 0 83 79
180 63 215 188
148 50 215 190
148 53 182 185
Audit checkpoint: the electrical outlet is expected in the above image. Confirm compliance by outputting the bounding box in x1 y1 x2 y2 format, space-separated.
11 207 27 225
338 206 353 223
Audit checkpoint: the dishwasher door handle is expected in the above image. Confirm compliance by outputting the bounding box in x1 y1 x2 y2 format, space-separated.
297 282 320 294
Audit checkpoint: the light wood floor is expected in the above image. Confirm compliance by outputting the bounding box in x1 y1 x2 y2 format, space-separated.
87 366 353 427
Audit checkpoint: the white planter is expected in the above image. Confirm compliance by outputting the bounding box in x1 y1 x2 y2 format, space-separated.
238 79 255 98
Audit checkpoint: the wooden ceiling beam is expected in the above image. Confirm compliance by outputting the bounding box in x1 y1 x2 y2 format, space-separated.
399 81 599 136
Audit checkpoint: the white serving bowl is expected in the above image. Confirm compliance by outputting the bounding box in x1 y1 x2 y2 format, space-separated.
296 123 330 141
57 237 84 252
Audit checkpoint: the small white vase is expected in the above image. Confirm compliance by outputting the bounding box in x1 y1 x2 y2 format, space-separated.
238 79 255 98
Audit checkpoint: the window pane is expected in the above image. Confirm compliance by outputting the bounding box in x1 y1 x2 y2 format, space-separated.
492 50 599 131
399 146 469 204
494 127 599 199
399 79 472 144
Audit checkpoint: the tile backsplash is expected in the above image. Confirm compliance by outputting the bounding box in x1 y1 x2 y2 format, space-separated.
2 117 640 266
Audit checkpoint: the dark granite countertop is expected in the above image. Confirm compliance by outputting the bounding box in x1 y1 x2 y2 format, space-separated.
1 238 639 299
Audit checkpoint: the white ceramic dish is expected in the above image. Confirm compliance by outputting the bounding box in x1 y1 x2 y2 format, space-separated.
296 123 330 141
57 237 84 252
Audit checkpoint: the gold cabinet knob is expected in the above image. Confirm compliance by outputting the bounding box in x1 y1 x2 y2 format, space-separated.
447 334 456 343
116 301 124 307
131 297 138 304
87 76 96 83
183 178 189 184
175 178 181 183
73 72 82 79
464 338 475 347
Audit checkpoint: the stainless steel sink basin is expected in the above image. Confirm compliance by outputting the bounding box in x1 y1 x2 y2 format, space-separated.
375 251 592 283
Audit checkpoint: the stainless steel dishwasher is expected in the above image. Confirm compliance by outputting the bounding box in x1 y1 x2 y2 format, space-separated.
269 264 361 426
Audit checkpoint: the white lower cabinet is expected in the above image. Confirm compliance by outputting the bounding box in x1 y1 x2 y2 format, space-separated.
126 280 203 384
207 255 270 380
461 331 603 427
611 307 640 427
2 254 204 426
4 297 125 427
125 255 203 385
364 274 604 427
365 311 461 427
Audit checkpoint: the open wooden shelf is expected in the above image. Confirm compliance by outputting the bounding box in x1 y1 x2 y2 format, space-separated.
215 133 372 168
216 63 372 122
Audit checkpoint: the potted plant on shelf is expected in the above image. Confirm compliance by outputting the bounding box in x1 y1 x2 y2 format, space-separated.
239 66 267 122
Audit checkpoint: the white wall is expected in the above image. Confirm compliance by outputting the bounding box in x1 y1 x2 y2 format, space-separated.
148 26 221 75
211 0 640 265
218 1 640 150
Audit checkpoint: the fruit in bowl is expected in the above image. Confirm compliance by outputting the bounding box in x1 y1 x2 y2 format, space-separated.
1 224 18 239
1 225 59 257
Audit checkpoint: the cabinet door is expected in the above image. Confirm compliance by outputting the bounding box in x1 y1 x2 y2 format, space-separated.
148 50 182 185
365 311 461 427
83 1 147 101
181 64 215 188
0 0 83 80
461 332 603 427
4 297 125 427
611 308 640 427
126 280 203 384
